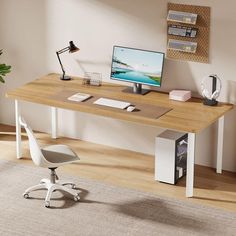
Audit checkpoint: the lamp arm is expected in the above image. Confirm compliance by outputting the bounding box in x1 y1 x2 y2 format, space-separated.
57 47 70 54
56 52 65 78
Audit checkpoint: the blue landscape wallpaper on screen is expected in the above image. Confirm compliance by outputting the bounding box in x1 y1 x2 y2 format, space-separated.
111 46 164 87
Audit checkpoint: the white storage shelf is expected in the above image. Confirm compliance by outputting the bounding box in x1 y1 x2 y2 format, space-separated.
155 130 187 185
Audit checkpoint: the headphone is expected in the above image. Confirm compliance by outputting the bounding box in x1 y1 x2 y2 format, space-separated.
201 74 222 100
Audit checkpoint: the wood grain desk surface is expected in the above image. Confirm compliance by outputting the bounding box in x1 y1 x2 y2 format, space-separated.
6 73 233 133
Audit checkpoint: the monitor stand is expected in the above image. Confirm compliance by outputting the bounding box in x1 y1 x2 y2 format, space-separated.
122 83 150 95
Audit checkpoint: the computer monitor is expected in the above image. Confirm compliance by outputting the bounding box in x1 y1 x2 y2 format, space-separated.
111 46 165 95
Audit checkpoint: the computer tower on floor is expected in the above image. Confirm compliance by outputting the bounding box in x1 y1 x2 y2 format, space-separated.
155 130 187 184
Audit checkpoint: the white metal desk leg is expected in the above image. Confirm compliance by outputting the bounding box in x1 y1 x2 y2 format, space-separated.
15 100 22 159
216 116 224 174
186 132 196 197
51 107 58 139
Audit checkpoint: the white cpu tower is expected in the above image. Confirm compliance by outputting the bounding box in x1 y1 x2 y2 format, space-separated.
155 130 187 185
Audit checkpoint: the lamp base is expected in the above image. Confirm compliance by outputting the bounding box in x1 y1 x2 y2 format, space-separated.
60 75 71 81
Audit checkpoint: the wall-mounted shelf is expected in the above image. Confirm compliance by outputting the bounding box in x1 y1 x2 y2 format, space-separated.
166 3 210 63
167 10 198 25
168 39 197 53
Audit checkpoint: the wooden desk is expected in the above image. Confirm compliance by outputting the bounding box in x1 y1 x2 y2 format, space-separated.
6 73 233 197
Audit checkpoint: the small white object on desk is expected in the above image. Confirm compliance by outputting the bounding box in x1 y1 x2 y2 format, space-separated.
126 106 136 112
67 93 92 102
169 90 191 102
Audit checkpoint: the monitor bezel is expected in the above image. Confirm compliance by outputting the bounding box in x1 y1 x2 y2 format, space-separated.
110 45 165 88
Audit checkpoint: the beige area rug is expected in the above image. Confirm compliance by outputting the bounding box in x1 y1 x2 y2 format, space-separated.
0 160 235 236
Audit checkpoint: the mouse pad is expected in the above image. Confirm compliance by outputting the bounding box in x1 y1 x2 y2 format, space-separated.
50 90 172 119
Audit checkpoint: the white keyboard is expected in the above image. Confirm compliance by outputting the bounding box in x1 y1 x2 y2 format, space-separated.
94 98 131 109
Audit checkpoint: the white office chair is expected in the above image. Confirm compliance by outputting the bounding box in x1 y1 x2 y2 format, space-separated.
20 117 80 208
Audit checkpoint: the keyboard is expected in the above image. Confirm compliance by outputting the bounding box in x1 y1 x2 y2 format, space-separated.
93 98 131 109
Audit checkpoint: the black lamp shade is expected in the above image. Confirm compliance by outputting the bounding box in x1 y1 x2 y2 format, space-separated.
69 41 79 53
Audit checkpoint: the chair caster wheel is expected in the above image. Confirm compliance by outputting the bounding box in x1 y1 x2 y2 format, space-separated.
23 193 29 199
71 184 76 189
74 194 80 202
45 201 50 208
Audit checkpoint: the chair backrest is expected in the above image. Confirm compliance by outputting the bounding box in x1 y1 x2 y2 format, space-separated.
19 117 49 167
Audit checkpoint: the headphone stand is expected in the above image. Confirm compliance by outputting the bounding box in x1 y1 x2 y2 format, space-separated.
203 98 218 106
203 75 218 106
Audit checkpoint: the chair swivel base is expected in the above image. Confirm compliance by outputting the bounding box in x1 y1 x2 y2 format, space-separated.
23 178 80 208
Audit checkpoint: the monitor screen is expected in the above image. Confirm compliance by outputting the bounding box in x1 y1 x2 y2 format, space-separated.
111 46 165 87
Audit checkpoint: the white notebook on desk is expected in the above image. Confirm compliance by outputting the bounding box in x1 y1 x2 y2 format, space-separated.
67 93 92 102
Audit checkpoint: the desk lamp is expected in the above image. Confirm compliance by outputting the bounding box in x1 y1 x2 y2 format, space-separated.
56 41 79 80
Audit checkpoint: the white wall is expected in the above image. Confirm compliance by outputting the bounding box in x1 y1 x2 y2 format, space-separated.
1 0 236 171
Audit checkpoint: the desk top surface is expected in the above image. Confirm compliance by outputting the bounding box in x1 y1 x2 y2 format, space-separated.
6 73 233 133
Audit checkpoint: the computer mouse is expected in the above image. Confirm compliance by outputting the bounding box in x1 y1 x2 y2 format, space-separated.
126 106 136 112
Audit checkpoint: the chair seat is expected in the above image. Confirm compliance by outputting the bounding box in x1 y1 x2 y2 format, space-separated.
41 144 79 166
